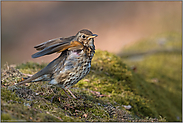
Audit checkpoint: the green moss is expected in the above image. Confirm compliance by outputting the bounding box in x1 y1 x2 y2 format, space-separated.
1 113 13 122
16 61 47 74
121 32 181 54
1 49 167 122
76 50 159 119
121 32 181 121
122 53 181 121
16 61 47 70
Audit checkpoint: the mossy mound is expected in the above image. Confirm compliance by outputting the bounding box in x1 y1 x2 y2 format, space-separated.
120 32 182 122
1 50 165 122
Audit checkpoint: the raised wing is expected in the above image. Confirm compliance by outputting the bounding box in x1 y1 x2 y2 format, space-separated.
34 36 75 51
32 36 83 58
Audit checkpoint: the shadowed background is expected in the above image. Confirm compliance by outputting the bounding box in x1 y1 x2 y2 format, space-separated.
1 1 181 65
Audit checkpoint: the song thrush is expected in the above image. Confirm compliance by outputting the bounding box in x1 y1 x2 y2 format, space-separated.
16 29 98 99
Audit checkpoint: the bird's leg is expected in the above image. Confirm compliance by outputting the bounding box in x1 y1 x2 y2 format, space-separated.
51 95 56 103
50 86 58 103
62 88 73 98
67 88 77 99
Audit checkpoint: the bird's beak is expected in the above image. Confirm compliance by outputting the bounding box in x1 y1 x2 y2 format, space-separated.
88 34 98 39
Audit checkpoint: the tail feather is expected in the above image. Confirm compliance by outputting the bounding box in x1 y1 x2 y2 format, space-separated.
16 69 47 86
16 51 67 86
16 77 35 85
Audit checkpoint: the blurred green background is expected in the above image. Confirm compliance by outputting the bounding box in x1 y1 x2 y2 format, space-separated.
1 1 181 65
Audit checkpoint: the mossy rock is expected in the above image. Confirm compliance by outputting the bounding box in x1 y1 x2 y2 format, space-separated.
1 50 165 122
120 32 181 121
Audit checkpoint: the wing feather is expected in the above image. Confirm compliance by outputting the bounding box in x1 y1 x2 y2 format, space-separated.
34 36 75 51
31 43 70 58
32 36 83 58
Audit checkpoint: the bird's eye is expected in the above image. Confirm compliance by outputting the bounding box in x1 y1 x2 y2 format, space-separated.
82 35 86 38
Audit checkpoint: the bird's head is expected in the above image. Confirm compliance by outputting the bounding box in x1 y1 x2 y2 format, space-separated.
75 29 98 48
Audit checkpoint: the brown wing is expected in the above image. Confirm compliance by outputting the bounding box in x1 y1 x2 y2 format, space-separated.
34 36 75 51
32 36 83 58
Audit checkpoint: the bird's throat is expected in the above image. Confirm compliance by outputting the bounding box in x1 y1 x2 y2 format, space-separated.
70 49 83 56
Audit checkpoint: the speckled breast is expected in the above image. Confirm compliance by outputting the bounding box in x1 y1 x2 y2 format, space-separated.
54 50 92 89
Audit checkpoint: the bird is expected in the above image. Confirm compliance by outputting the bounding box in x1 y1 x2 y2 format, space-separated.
16 29 98 99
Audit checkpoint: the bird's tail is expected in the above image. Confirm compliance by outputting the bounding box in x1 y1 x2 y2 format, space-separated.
16 51 64 86
15 69 47 86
